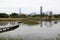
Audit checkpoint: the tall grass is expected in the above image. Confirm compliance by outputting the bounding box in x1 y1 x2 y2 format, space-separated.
24 20 39 25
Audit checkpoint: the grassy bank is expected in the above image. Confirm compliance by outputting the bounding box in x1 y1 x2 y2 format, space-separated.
0 18 27 21
0 18 40 25
24 20 39 25
0 17 41 21
0 17 60 21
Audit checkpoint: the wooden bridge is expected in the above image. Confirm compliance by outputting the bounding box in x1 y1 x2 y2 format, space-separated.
0 25 19 33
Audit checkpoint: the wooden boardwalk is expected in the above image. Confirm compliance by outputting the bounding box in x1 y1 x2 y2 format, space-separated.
0 25 19 33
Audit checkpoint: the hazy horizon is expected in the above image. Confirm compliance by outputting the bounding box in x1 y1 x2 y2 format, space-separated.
0 0 60 14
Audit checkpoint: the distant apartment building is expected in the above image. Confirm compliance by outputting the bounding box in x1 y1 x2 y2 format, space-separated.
40 6 43 15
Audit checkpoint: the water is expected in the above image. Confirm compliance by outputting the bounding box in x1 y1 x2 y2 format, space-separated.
0 21 60 40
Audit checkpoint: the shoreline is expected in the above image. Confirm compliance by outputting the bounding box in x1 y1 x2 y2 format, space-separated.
0 18 59 21
0 18 27 21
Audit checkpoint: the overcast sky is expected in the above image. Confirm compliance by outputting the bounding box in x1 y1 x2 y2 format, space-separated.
0 0 60 14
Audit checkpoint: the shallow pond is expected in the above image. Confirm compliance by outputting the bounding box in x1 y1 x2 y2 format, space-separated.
0 21 60 40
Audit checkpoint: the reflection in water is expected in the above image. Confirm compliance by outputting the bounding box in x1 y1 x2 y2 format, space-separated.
40 21 58 27
10 21 15 25
0 21 58 27
44 21 48 27
0 21 17 26
40 21 53 27
0 25 19 33
0 21 60 40
54 21 58 24
56 34 60 40
0 21 19 33
40 21 43 27
48 21 53 27
0 21 8 26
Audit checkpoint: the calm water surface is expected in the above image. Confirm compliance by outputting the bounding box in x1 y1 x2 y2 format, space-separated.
0 21 60 40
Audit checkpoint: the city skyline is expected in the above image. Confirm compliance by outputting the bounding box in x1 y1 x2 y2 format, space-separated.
0 0 60 14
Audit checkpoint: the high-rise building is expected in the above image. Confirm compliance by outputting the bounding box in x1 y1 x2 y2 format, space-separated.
40 6 43 15
49 11 52 16
19 8 21 15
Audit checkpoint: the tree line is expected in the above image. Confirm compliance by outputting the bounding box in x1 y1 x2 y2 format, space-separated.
0 13 60 18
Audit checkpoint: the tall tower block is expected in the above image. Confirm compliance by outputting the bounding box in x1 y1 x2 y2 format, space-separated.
19 8 21 15
40 6 43 15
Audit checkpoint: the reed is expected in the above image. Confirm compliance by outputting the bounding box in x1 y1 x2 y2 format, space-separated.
24 20 39 25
